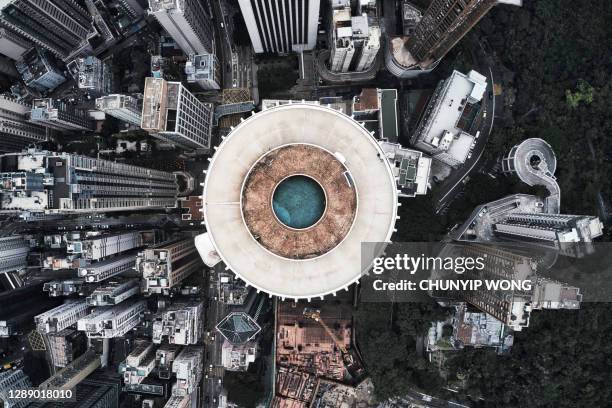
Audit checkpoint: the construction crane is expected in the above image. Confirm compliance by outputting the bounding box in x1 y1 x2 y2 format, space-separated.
303 308 354 367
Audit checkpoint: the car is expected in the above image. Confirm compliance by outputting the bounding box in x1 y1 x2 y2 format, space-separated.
467 153 473 159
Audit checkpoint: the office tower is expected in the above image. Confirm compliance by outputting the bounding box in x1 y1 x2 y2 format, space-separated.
432 244 583 331
141 77 214 150
237 0 320 53
84 0 120 48
0 0 92 61
47 328 86 368
78 252 138 283
0 95 48 154
138 237 201 295
0 369 31 408
15 48 66 92
68 231 144 261
0 149 178 215
185 53 220 90
0 27 31 60
95 94 142 126
87 279 140 306
0 283 57 336
67 56 112 96
386 0 498 78
77 300 147 338
329 1 380 73
411 70 487 168
171 346 203 396
35 300 90 334
39 349 101 391
122 341 156 385
30 99 94 132
118 0 144 17
493 213 604 246
407 0 496 69
148 0 213 55
152 301 203 345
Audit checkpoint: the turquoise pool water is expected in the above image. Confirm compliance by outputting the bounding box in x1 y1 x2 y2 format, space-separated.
272 175 326 229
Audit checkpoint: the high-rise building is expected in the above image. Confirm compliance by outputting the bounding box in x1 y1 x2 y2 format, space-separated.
237 0 320 54
0 95 48 154
95 94 142 126
77 252 139 283
411 70 487 168
407 0 496 69
329 0 380 73
152 301 203 344
0 27 31 60
386 0 520 78
141 77 213 150
67 56 112 96
30 99 94 132
432 243 583 331
139 237 201 295
86 278 140 306
15 48 66 92
0 0 93 61
35 300 90 334
121 341 156 385
493 213 604 246
185 52 220 90
77 300 147 338
148 0 213 55
0 150 178 216
171 346 203 396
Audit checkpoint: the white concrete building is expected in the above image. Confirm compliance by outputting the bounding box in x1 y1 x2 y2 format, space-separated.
329 2 380 73
0 150 178 216
185 53 220 90
95 94 142 126
141 77 214 150
237 0 320 53
411 70 487 168
77 253 138 283
35 300 89 334
148 0 213 55
171 346 203 397
152 301 203 345
139 238 201 295
77 300 147 338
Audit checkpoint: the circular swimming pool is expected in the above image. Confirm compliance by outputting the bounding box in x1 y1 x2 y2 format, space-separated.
272 175 326 229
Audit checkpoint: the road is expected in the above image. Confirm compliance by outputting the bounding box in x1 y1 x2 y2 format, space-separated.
434 37 499 213
211 0 253 90
201 264 227 407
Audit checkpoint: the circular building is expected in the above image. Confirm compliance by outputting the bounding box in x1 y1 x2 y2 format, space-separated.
202 103 398 299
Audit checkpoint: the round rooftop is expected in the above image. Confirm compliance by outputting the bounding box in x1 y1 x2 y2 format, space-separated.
203 104 398 299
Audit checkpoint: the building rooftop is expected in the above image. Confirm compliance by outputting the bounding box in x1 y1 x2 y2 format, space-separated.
198 103 398 299
216 312 261 344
